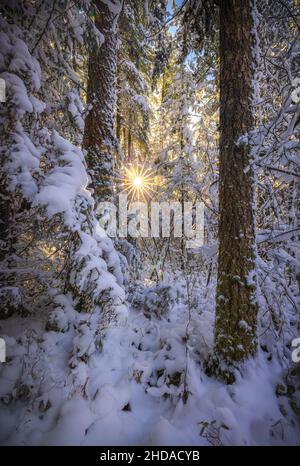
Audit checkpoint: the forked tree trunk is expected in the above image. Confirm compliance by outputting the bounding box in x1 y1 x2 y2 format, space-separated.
212 0 258 383
83 0 122 202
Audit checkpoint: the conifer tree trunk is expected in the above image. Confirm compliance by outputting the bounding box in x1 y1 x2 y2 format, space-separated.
213 0 258 382
83 0 122 202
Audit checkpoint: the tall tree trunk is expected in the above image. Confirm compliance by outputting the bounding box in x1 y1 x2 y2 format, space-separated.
83 0 122 202
212 0 258 383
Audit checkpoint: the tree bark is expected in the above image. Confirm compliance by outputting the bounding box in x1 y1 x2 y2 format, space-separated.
83 0 121 202
212 0 258 382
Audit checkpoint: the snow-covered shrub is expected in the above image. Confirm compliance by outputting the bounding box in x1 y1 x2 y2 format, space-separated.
115 238 141 285
0 287 24 320
0 2 126 317
129 283 182 319
0 3 127 412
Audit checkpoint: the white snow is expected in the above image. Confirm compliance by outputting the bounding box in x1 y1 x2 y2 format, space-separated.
0 273 299 446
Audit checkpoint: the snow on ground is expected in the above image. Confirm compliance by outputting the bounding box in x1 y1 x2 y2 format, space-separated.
0 275 299 446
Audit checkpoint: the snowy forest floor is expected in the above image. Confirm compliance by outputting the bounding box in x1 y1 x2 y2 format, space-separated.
0 271 299 446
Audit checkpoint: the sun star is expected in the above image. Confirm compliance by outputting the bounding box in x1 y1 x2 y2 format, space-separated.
133 176 143 188
120 163 157 200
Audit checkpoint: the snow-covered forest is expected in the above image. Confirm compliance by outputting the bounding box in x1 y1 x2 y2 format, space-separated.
0 0 299 446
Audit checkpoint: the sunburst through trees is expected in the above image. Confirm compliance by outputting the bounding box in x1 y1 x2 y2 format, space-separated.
119 163 158 200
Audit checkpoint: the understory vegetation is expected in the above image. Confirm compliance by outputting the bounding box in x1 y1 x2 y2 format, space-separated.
0 0 299 446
